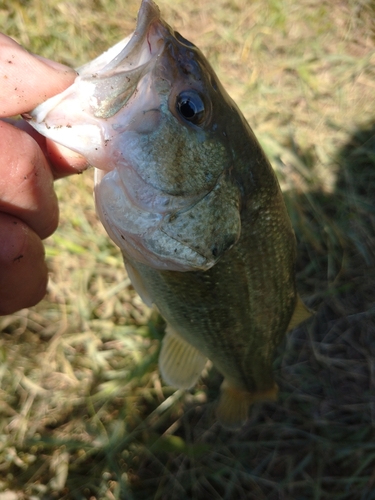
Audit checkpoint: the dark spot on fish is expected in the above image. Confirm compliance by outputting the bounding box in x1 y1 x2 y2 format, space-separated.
211 247 218 257
13 254 23 262
120 235 125 240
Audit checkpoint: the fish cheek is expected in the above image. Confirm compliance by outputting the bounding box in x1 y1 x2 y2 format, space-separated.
129 113 224 196
160 177 241 265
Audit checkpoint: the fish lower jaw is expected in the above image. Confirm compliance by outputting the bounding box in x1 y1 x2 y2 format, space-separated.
34 121 104 163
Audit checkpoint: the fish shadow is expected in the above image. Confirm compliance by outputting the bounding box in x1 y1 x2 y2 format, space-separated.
276 120 375 420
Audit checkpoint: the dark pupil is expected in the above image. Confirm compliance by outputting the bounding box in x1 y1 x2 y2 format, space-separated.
176 91 205 124
180 99 196 119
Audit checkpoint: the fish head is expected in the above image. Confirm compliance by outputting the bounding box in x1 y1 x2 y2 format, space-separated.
28 0 242 271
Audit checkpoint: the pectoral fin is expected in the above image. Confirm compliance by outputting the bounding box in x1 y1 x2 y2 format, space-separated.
216 380 278 429
159 327 207 389
287 295 313 332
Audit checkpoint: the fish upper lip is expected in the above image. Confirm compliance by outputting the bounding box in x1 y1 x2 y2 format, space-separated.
88 0 163 78
79 2 167 120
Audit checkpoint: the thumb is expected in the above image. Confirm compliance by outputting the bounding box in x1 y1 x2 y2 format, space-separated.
0 34 77 117
0 34 88 176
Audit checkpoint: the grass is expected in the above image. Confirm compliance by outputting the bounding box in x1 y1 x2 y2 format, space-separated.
1 0 375 498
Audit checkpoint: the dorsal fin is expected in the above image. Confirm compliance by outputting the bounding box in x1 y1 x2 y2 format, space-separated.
287 295 313 332
159 327 207 389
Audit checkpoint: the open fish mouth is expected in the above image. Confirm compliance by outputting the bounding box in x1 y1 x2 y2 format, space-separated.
76 0 163 120
26 0 242 272
26 0 165 170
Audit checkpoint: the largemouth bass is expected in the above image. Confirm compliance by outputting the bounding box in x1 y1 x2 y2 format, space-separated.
27 0 311 428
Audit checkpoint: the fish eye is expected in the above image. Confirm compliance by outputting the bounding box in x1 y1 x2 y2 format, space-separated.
176 90 205 125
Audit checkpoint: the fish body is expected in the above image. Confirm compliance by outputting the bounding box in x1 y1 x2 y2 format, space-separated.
28 0 310 427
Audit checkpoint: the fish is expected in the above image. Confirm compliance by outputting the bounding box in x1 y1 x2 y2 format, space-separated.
26 0 311 428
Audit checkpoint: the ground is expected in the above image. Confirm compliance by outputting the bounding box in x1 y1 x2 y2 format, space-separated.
0 0 375 498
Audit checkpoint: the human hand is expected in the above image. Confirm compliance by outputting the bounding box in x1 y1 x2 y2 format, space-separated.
0 34 88 315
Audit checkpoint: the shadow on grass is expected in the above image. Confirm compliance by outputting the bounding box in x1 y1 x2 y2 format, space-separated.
291 120 375 302
128 121 375 500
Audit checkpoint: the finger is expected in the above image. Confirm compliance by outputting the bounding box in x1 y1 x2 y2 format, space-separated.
0 120 59 239
0 35 89 177
0 34 77 117
10 119 89 178
0 213 48 315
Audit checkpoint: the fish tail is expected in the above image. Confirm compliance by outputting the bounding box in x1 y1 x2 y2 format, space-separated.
216 380 278 429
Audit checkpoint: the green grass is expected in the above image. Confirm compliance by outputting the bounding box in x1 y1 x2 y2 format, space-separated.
1 0 375 498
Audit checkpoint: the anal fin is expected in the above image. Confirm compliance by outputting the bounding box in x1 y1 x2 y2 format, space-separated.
159 327 207 390
216 380 278 429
